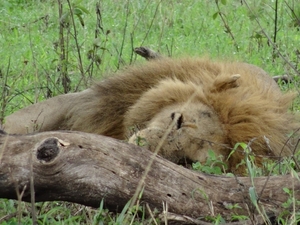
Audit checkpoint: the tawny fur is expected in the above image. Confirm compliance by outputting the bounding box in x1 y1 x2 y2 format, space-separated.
65 57 285 137
4 57 298 173
69 57 297 173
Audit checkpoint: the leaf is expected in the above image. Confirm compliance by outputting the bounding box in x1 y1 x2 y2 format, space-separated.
211 166 222 175
75 5 90 14
283 187 291 195
201 166 212 174
208 149 216 160
221 0 227 5
192 161 202 170
228 142 247 160
60 12 70 25
291 168 300 180
76 14 85 27
93 38 102 47
249 187 258 207
238 142 248 150
73 7 83 16
212 12 218 20
99 199 104 211
116 199 131 224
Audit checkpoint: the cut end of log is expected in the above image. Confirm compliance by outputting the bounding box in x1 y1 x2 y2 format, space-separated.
36 138 60 162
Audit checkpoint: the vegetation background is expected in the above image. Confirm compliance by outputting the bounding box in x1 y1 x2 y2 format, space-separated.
0 0 299 224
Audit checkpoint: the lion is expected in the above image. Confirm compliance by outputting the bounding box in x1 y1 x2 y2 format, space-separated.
4 57 298 173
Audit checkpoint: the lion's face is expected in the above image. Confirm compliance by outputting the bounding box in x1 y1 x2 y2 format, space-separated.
128 102 227 164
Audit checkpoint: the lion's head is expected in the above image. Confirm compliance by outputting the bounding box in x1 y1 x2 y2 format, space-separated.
126 76 237 168
125 69 296 173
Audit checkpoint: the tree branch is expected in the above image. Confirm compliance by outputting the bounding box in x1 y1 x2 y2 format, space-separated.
0 131 299 222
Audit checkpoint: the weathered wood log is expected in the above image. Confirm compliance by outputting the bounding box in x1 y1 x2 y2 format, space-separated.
0 131 299 223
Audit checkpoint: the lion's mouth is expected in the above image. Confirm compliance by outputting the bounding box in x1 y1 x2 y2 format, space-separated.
180 123 198 129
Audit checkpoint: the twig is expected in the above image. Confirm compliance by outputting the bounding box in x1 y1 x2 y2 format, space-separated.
285 1 300 27
273 0 278 45
140 0 162 47
272 0 279 61
66 0 86 85
117 0 130 69
215 0 239 52
0 212 18 223
0 58 10 123
57 0 70 93
146 203 159 225
29 151 37 225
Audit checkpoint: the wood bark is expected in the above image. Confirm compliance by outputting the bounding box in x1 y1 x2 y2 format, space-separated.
0 131 299 223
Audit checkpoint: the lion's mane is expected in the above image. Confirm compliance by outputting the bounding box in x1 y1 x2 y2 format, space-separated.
63 57 297 172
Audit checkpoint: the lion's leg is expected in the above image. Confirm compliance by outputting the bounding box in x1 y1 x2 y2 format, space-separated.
3 89 93 134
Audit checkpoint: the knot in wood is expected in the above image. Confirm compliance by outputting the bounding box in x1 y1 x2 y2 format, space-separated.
36 138 60 162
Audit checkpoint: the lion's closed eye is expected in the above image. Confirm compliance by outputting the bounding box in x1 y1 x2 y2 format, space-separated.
200 111 211 118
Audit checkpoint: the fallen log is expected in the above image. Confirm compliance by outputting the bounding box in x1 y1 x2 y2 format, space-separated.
0 131 299 222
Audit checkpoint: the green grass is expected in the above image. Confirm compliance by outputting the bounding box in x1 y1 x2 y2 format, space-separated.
1 0 299 118
0 0 300 224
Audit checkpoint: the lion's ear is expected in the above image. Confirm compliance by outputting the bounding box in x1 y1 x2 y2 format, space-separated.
212 74 241 92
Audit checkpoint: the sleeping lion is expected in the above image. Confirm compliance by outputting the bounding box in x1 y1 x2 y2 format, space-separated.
4 57 298 173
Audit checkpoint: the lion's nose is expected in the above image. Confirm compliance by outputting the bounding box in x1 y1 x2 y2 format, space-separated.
170 112 183 129
171 112 198 130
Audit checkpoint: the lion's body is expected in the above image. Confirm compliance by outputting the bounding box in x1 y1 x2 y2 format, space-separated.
4 57 297 173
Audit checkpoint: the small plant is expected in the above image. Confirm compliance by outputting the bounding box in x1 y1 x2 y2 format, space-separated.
133 135 148 147
205 214 226 225
192 150 227 175
276 183 300 224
